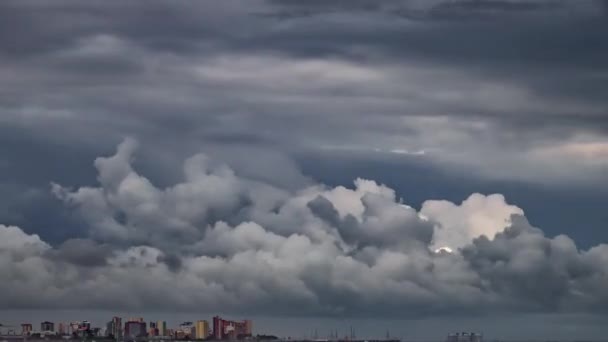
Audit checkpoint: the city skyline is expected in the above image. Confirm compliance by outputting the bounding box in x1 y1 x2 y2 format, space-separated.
0 314 481 342
1 315 252 341
2 311 607 341
1 0 607 340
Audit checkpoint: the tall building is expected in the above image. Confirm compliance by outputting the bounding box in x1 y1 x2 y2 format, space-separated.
21 324 32 336
125 320 147 338
58 323 67 336
149 322 158 337
195 320 209 340
156 321 167 337
41 321 54 332
212 316 252 340
82 321 91 331
244 320 252 336
112 317 123 339
106 321 115 338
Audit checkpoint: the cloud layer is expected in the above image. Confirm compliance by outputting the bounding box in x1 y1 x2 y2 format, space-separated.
1 0 607 188
2 139 607 317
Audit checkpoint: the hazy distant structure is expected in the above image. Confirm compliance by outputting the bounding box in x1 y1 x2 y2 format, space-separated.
106 321 114 338
81 321 91 331
58 323 67 336
112 317 123 339
124 319 147 338
69 322 80 334
245 320 252 337
90 327 101 336
212 316 252 340
195 320 210 339
177 322 195 339
40 321 54 333
148 322 158 337
20 324 32 336
155 321 166 337
106 317 123 339
0 322 17 335
447 332 483 342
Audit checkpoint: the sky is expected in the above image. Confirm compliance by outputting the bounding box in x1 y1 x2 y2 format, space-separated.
1 0 608 340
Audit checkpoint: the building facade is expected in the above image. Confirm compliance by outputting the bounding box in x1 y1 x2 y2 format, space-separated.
156 321 167 337
149 322 157 337
195 320 209 340
245 321 252 336
21 324 32 336
106 321 115 338
40 322 54 333
81 321 91 331
212 316 252 340
124 321 147 338
112 317 123 339
58 323 67 336
69 322 80 335
177 322 195 339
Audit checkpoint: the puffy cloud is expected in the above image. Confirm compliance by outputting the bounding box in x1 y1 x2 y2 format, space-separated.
52 139 250 248
422 193 524 251
2 139 608 317
0 224 49 255
461 216 608 311
0 224 54 288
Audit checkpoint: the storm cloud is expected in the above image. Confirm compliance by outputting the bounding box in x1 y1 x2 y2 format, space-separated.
1 140 607 318
1 0 607 187
1 0 608 335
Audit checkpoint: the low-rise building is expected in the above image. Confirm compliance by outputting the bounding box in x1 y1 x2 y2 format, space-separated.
40 321 54 333
21 324 33 336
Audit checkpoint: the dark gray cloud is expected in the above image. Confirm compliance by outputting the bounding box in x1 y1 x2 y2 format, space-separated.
156 252 183 273
307 195 342 228
0 0 605 190
461 215 608 313
47 238 112 267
